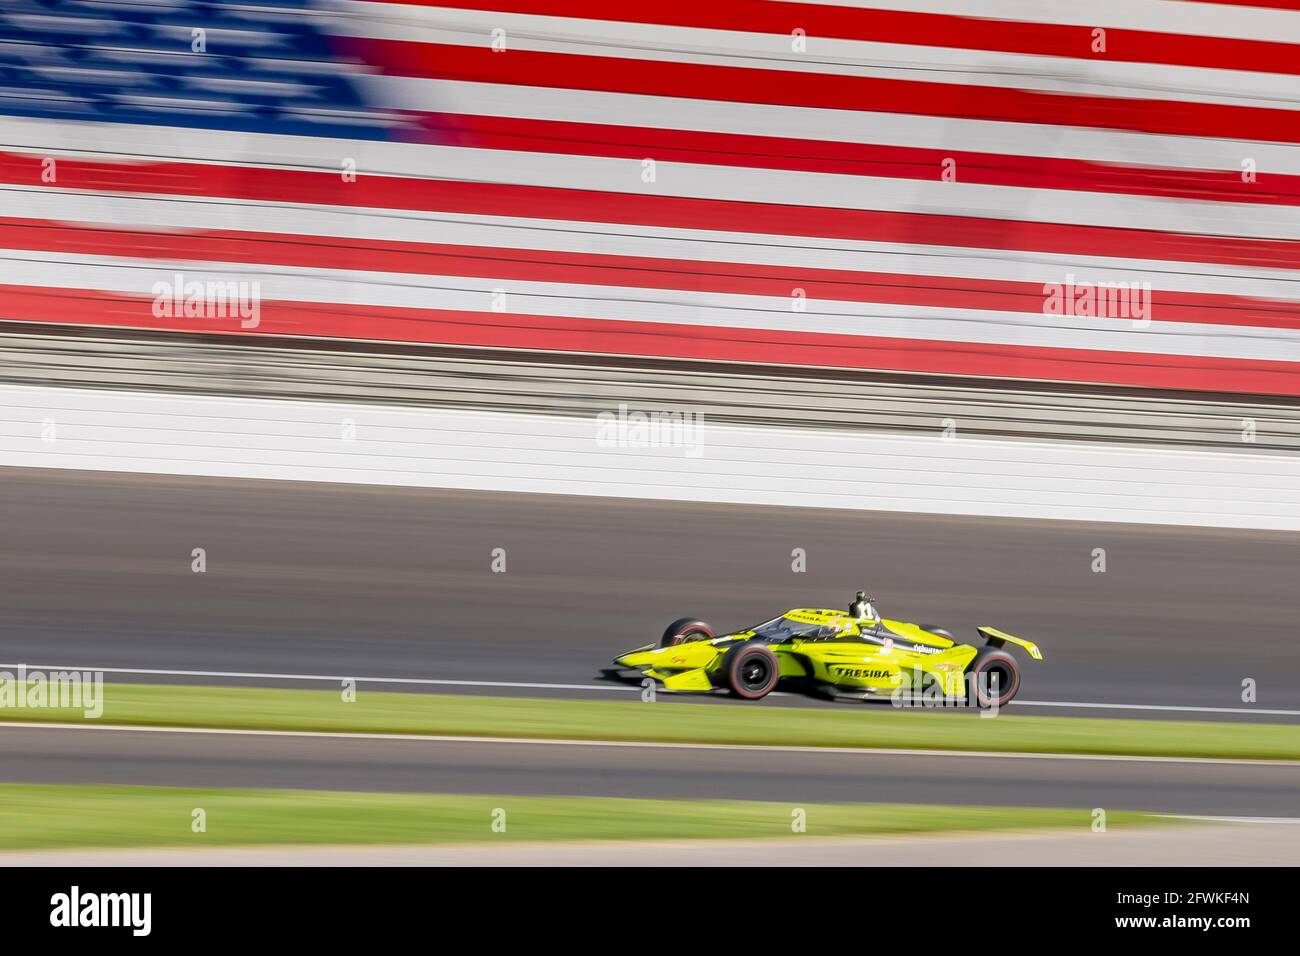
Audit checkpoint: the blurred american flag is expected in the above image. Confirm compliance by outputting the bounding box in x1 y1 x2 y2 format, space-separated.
2 0 1299 395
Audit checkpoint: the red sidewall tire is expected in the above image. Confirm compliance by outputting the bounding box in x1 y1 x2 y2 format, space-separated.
968 649 1020 708
660 618 714 647
726 642 780 700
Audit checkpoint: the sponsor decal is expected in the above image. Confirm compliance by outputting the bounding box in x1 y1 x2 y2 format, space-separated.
831 666 892 680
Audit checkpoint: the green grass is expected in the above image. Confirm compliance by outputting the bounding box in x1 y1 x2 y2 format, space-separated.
0 784 1167 850
2 682 1297 759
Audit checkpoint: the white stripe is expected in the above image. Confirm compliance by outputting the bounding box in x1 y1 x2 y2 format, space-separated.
367 77 1300 177
10 187 1300 300
10 249 1300 363
325 1 1300 109
3 662 1297 716
387 145 1300 241
766 0 1300 44
6 88 1299 193
2 384 1299 530
4 120 1296 241
2 719 1295 766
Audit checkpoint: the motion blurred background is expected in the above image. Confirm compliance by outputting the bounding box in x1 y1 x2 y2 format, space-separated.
2 0 1298 396
0 0 1299 866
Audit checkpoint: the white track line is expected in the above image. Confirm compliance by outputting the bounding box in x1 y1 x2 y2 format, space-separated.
1 721 1295 767
1157 814 1300 824
1010 701 1300 717
2 663 1297 717
0 664 620 693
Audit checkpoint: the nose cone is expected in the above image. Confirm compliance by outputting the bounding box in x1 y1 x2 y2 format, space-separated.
614 644 658 667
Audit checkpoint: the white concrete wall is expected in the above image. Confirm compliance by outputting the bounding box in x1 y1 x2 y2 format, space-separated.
2 384 1297 530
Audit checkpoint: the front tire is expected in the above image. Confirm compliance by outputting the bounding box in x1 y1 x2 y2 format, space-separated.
660 617 714 647
725 642 780 700
966 648 1020 708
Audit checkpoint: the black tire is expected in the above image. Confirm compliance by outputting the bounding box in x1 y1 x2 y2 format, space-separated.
919 624 956 642
966 648 1020 708
725 641 780 700
660 617 715 648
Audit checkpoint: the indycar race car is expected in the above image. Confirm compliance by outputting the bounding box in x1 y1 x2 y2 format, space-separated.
613 603 1042 708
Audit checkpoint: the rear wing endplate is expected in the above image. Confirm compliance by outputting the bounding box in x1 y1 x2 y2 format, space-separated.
978 626 1043 661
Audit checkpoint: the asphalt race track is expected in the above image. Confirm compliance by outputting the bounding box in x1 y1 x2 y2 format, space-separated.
1 725 1297 816
1 467 1298 717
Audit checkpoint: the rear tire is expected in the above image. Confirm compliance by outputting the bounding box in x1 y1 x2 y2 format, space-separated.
660 617 714 647
919 624 955 642
725 641 780 700
966 648 1020 708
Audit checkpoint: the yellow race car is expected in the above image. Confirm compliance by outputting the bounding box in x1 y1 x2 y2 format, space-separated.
614 600 1042 708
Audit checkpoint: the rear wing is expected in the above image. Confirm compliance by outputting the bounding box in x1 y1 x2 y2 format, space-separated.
978 626 1043 661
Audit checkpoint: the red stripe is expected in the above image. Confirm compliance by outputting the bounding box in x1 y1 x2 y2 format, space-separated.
372 1 1300 75
5 217 1299 331
2 284 1297 396
413 112 1300 207
1185 1 1300 9
3 152 1297 271
340 39 1300 145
